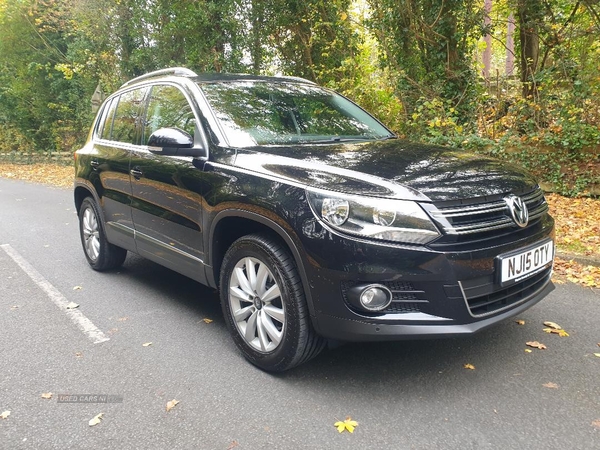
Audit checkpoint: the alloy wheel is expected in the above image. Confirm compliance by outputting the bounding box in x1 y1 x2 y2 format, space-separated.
228 256 285 353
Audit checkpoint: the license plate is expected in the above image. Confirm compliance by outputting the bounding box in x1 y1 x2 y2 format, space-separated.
499 240 554 285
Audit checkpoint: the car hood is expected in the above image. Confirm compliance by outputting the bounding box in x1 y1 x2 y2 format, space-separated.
232 139 538 202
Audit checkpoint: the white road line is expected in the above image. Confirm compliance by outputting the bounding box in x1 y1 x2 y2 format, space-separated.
1 244 109 344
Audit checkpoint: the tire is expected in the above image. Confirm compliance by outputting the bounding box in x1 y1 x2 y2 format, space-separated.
78 197 127 271
220 233 325 371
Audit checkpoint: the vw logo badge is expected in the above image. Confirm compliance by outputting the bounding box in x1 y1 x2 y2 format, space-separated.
504 194 529 228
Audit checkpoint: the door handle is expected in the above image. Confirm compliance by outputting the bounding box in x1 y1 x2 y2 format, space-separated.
130 168 143 179
90 160 100 171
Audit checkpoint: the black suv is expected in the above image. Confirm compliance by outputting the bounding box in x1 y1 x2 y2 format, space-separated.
75 67 555 371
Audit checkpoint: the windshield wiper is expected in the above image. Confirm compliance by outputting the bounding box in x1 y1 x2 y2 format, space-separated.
300 136 377 144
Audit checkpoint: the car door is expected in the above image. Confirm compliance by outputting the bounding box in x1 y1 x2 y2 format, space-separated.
90 88 146 252
129 83 208 284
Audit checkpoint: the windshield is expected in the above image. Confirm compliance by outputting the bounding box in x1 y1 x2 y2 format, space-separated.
199 80 393 147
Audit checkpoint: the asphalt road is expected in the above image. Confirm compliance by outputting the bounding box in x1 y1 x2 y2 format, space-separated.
0 178 599 450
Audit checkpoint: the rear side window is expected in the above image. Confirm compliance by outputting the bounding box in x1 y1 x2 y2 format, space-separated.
143 85 196 144
99 98 117 140
110 88 148 144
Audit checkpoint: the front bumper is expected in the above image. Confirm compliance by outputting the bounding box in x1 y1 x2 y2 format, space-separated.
299 214 555 341
313 276 554 341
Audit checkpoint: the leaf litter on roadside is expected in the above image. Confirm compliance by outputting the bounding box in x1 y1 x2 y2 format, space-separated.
553 258 600 288
334 417 358 433
89 413 103 426
526 341 547 350
166 399 179 412
41 393 53 399
542 321 570 337
463 363 475 370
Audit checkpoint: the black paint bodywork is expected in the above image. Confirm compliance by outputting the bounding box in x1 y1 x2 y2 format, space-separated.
74 74 554 342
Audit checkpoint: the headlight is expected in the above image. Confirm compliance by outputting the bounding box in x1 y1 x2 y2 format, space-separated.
306 190 440 245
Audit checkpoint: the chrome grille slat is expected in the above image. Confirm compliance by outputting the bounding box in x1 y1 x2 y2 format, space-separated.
431 187 549 237
430 203 506 219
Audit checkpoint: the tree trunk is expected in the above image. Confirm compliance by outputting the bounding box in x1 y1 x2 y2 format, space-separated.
483 0 492 79
517 0 540 99
505 13 515 76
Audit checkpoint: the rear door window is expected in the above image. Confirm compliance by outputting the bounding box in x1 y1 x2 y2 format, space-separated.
99 98 117 140
111 88 148 144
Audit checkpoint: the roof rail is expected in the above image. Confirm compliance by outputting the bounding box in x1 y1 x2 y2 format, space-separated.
277 75 317 85
120 67 198 88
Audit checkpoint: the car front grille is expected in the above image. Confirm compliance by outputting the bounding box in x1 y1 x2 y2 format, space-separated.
459 267 552 317
424 186 550 248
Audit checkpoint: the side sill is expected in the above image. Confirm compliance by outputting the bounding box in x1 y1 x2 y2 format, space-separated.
135 231 208 285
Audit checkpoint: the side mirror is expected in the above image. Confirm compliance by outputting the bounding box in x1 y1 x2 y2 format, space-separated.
147 127 205 157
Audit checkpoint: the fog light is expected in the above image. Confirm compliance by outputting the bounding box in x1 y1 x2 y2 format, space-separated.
345 284 393 312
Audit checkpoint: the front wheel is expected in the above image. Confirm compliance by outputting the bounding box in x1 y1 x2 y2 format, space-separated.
78 197 127 271
220 234 325 371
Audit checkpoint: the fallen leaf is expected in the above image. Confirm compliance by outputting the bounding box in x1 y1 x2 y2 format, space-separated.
166 399 179 412
73 286 82 291
88 413 103 426
463 363 475 370
542 382 559 389
226 441 239 450
202 318 213 324
592 419 600 429
593 353 600 358
75 352 83 358
526 341 547 350
66 302 79 309
543 321 562 330
0 411 10 419
142 342 153 347
515 319 525 325
334 416 358 433
10 305 19 310
543 328 570 337
41 392 53 399
525 349 533 353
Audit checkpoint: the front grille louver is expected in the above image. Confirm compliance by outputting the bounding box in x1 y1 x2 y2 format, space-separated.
429 187 548 236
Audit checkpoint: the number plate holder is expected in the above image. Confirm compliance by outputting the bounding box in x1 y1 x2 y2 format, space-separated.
498 239 554 286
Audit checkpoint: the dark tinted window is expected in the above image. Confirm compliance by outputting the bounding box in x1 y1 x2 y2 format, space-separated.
100 98 117 140
111 88 147 144
143 85 196 144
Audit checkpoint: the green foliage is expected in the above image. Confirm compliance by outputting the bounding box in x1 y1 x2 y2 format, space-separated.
366 0 483 124
0 0 597 196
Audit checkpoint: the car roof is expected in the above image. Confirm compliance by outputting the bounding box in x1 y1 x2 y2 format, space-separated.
120 67 316 90
193 73 316 85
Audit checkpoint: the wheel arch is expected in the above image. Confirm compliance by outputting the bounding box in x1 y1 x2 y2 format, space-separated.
208 210 317 319
74 182 99 215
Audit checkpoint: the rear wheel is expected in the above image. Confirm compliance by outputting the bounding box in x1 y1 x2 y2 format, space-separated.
220 233 325 371
78 197 127 271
